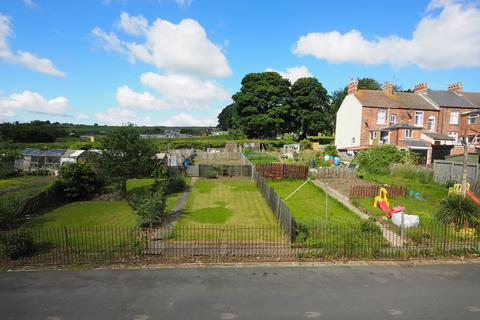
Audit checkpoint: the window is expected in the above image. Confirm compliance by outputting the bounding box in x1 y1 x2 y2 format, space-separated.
427 116 436 131
450 111 459 125
389 114 397 126
468 114 478 125
377 109 386 124
414 111 424 126
405 129 413 139
448 132 459 144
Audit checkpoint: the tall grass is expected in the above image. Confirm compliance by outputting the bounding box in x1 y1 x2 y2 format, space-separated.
389 163 434 184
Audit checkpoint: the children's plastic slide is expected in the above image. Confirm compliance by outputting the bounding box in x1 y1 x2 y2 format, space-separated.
466 191 480 205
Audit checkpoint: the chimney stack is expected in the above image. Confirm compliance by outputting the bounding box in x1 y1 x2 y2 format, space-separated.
347 79 358 95
414 82 428 93
382 82 394 95
448 82 463 93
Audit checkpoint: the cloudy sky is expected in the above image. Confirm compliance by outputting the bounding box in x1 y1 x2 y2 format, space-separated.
0 0 479 126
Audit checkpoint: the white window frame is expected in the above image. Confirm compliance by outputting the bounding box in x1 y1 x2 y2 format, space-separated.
427 116 436 131
414 111 424 127
450 111 459 125
389 114 397 126
405 129 413 139
468 114 478 125
377 109 387 124
448 131 459 144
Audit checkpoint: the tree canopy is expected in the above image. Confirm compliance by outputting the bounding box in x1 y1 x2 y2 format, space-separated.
290 77 331 138
232 72 292 138
99 125 161 196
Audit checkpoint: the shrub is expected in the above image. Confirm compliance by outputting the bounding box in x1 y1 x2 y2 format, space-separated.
129 191 166 227
58 162 103 200
323 143 338 157
436 195 480 227
204 168 218 179
300 139 313 150
0 195 22 229
353 145 411 174
1 230 35 259
166 176 187 194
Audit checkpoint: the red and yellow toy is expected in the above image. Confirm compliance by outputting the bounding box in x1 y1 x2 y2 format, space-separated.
373 187 405 218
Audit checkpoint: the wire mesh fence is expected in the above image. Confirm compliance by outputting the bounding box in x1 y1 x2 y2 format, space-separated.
1 224 479 267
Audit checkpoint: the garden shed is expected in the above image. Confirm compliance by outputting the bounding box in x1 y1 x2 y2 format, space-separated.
60 150 88 165
15 148 67 171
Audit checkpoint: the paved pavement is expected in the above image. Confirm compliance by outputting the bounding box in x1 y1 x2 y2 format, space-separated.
1 263 480 319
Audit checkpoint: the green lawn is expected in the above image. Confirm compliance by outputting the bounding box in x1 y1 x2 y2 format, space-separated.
267 179 363 226
22 200 138 249
175 178 281 240
23 200 137 228
353 172 456 244
266 179 389 253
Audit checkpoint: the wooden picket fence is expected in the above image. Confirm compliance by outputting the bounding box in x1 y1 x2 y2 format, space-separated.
315 167 358 179
349 184 407 199
255 163 308 179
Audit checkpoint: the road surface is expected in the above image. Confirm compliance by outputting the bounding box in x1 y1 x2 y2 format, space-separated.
1 263 480 319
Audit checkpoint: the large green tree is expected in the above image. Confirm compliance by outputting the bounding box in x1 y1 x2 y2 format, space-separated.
217 104 239 131
99 125 160 197
290 78 331 138
232 72 292 138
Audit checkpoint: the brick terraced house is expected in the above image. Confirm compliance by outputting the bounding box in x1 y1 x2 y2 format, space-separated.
335 80 480 164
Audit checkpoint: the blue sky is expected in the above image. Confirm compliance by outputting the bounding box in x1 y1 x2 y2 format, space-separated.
0 0 479 126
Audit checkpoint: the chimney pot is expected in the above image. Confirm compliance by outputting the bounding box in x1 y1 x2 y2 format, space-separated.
448 82 463 93
414 82 428 93
347 79 359 95
382 82 394 95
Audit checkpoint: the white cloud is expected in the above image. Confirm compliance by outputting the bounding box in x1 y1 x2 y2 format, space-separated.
116 85 169 110
265 66 313 83
0 14 65 76
162 113 215 127
140 72 230 107
0 91 69 116
23 0 37 9
95 107 154 126
92 13 231 77
117 11 148 36
175 0 193 7
293 0 480 70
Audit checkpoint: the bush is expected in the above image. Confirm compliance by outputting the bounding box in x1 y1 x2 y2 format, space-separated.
323 143 338 157
0 195 22 229
165 176 187 194
204 168 218 179
436 195 480 227
58 162 103 200
129 191 166 227
300 139 312 150
353 145 411 174
1 230 35 259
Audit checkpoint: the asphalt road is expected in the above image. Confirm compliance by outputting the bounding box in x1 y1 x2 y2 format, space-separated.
1 263 480 320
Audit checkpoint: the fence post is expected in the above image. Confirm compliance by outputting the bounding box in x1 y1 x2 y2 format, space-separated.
64 227 70 264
